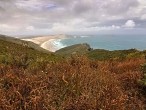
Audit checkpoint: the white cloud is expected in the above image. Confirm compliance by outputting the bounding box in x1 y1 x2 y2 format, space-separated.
0 24 19 32
0 24 10 29
51 23 71 33
112 25 121 29
87 25 120 31
141 14 146 20
138 0 146 6
26 26 34 31
15 0 56 11
0 0 146 35
51 22 121 34
123 20 136 28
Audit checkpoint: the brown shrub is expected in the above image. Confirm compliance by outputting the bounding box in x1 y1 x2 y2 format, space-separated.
0 56 145 110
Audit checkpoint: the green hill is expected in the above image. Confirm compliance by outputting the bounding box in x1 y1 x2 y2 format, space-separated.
87 48 144 60
55 43 92 56
0 35 60 69
0 34 50 53
0 35 146 109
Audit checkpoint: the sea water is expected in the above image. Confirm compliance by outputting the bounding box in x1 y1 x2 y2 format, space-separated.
57 34 146 51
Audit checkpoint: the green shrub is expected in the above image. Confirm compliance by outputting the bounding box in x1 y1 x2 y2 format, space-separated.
140 63 146 86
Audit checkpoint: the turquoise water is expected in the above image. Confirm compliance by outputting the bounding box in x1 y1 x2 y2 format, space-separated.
59 35 146 50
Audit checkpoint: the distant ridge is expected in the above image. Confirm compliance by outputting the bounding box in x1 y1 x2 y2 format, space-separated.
55 43 92 56
0 34 51 53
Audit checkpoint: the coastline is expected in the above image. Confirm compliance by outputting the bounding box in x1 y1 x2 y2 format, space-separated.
40 39 67 52
22 35 68 52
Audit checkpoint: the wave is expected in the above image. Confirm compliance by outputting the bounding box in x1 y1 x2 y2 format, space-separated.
41 39 67 52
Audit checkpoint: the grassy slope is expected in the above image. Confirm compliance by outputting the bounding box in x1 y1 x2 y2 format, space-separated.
55 43 92 56
0 38 146 109
0 35 50 53
0 39 61 70
87 49 145 60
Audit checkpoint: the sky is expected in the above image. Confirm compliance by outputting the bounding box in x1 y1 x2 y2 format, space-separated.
0 0 146 36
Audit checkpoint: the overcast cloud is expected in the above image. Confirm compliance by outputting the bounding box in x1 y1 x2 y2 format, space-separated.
0 0 146 36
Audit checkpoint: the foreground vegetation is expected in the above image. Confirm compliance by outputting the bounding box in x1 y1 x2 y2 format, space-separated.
0 39 146 109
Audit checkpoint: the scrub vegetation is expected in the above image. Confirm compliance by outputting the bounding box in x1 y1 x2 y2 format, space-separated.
0 38 146 110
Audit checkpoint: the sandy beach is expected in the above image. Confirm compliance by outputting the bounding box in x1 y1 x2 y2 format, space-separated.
22 35 67 52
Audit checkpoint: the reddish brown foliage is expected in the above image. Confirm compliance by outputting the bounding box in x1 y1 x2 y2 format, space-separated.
0 56 145 110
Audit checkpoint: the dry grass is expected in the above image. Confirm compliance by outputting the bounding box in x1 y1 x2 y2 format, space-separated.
0 56 145 110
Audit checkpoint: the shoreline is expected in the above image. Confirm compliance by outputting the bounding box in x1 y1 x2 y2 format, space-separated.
40 39 67 52
22 35 68 52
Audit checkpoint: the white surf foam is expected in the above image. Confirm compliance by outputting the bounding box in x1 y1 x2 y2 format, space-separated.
41 39 67 52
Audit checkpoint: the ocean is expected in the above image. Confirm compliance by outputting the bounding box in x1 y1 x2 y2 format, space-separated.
53 34 146 51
